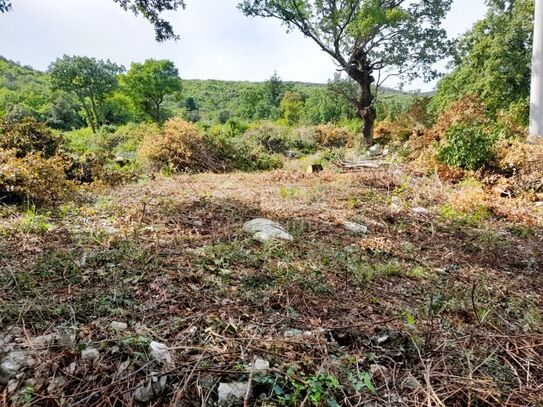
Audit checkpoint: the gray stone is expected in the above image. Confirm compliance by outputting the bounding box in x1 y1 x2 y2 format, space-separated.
243 219 293 243
58 331 77 348
7 379 18 393
149 341 172 365
218 382 250 405
0 351 34 384
133 374 167 403
110 321 128 331
402 373 423 390
30 334 57 348
342 221 368 235
47 376 66 395
81 348 100 361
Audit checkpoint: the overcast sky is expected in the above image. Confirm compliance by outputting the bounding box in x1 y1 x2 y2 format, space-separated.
1 0 487 91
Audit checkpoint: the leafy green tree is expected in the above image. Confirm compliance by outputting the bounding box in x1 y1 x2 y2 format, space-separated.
264 71 287 108
1 0 185 41
45 93 84 130
123 59 181 123
240 0 453 145
280 91 304 125
49 55 123 133
102 93 136 125
431 0 533 116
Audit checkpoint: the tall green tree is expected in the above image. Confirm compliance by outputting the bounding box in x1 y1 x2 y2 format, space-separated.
431 0 534 116
239 0 453 145
0 0 185 41
49 55 123 133
280 90 304 125
122 59 181 123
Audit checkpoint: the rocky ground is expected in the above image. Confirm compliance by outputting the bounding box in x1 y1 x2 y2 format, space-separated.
1 165 542 406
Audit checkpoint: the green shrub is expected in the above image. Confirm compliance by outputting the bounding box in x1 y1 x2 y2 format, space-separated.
437 123 496 170
0 118 62 158
244 123 293 154
205 132 283 171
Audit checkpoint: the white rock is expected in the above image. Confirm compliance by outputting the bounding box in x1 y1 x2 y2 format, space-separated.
368 144 382 157
243 218 293 243
375 335 390 345
0 351 34 384
133 374 167 402
81 348 100 361
535 201 543 207
411 207 429 215
218 382 250 405
342 221 368 235
110 321 128 331
284 329 303 338
247 358 270 373
149 341 172 365
67 362 77 375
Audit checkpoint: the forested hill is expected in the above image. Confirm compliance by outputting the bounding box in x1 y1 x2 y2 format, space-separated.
0 55 415 128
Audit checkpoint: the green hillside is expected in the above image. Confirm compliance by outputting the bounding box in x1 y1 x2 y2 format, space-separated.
0 56 416 128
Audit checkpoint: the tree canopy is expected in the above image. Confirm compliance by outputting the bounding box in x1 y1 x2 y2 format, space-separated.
239 0 453 145
123 59 182 123
49 56 124 133
431 0 534 115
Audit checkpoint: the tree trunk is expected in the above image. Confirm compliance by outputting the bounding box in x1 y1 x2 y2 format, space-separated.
80 99 96 134
89 96 101 130
360 105 376 147
358 76 376 147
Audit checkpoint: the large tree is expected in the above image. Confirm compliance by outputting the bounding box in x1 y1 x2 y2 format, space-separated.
0 0 185 41
123 59 181 123
49 56 123 133
239 0 453 145
431 0 534 116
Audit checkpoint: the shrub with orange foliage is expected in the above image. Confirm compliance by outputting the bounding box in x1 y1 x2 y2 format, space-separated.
139 118 222 172
311 125 354 148
432 95 490 139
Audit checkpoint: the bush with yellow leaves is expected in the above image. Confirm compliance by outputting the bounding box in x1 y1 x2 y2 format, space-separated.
0 149 73 204
0 117 62 158
311 125 354 148
139 118 222 172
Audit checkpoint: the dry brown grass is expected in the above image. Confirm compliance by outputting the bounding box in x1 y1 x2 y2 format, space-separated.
1 166 542 406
